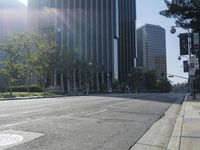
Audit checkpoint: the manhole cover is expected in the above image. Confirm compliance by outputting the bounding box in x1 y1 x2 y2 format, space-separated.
0 134 23 146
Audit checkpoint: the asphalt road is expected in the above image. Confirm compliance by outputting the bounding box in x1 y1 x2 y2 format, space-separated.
0 93 184 150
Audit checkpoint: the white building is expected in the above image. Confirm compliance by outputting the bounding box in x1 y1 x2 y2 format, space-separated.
136 24 167 75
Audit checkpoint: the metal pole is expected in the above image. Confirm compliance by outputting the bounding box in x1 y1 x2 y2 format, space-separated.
187 29 196 99
187 30 193 96
171 26 195 97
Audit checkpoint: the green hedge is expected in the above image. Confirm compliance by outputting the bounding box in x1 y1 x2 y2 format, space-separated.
7 85 43 92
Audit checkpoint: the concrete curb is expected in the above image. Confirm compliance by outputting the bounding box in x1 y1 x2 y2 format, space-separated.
130 95 185 150
0 95 70 101
167 94 188 150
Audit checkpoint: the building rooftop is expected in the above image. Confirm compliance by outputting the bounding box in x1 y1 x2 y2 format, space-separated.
137 23 165 31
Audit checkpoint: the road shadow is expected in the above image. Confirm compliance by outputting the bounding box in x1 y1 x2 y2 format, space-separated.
87 93 186 104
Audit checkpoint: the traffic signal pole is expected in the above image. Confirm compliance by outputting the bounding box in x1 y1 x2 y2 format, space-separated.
171 26 196 99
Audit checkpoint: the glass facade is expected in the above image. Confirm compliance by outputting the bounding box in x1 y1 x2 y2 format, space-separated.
28 0 136 89
118 0 136 83
136 24 167 76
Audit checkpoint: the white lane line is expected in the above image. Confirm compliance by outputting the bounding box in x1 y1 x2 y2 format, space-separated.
0 109 51 118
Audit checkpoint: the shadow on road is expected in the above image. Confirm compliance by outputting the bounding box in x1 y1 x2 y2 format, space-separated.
88 93 185 104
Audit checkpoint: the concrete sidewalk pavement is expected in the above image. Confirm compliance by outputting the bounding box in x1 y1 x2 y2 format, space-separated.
131 94 184 150
168 94 200 150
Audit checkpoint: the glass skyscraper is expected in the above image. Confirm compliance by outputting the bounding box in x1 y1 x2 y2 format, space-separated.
28 0 136 90
136 24 167 76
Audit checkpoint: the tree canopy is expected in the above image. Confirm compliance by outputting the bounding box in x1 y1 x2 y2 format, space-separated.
160 0 200 31
128 68 172 93
0 34 25 96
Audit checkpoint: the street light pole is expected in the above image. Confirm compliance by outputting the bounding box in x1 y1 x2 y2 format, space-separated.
177 55 191 93
171 26 197 98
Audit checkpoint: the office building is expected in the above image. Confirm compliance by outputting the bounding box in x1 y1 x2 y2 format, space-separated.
136 24 167 75
28 0 136 90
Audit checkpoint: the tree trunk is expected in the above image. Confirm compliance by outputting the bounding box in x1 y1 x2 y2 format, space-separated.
9 78 12 98
50 71 54 86
53 69 57 86
67 78 70 94
61 73 64 93
73 69 76 93
96 73 100 91
43 77 46 97
27 72 31 93
86 80 90 95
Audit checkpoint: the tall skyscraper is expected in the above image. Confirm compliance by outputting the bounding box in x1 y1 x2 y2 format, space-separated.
136 24 167 75
28 0 136 90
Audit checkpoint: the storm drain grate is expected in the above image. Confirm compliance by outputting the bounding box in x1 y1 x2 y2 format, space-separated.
0 134 23 146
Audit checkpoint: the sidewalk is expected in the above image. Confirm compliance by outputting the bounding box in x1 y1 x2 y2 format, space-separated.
131 94 184 150
168 94 200 150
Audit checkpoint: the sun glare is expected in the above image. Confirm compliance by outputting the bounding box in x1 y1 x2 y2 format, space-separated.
18 0 27 6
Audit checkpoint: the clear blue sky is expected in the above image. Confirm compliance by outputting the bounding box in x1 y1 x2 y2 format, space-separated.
137 0 188 84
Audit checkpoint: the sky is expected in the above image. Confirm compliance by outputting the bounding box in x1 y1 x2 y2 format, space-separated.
137 0 188 84
18 0 27 6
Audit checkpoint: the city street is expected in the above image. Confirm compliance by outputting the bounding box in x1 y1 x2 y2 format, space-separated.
0 93 184 150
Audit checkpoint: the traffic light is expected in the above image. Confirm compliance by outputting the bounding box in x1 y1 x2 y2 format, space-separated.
179 33 188 55
183 60 188 73
191 33 200 54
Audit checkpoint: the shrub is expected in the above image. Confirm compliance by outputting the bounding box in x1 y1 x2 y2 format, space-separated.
7 85 43 92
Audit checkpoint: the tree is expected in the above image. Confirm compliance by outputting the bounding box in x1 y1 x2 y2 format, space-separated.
156 78 172 93
18 32 38 92
0 34 25 97
144 70 157 91
45 31 60 88
160 0 200 71
160 0 200 31
161 0 200 92
60 48 80 93
129 68 144 92
78 60 98 94
34 34 57 96
172 83 188 93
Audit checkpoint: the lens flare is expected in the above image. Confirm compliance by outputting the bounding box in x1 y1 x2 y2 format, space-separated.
18 0 27 6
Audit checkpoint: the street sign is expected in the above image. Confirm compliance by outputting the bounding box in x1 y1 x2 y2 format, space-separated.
179 33 188 55
191 33 200 54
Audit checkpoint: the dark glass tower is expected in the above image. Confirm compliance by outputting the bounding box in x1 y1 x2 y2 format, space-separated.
28 0 136 90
